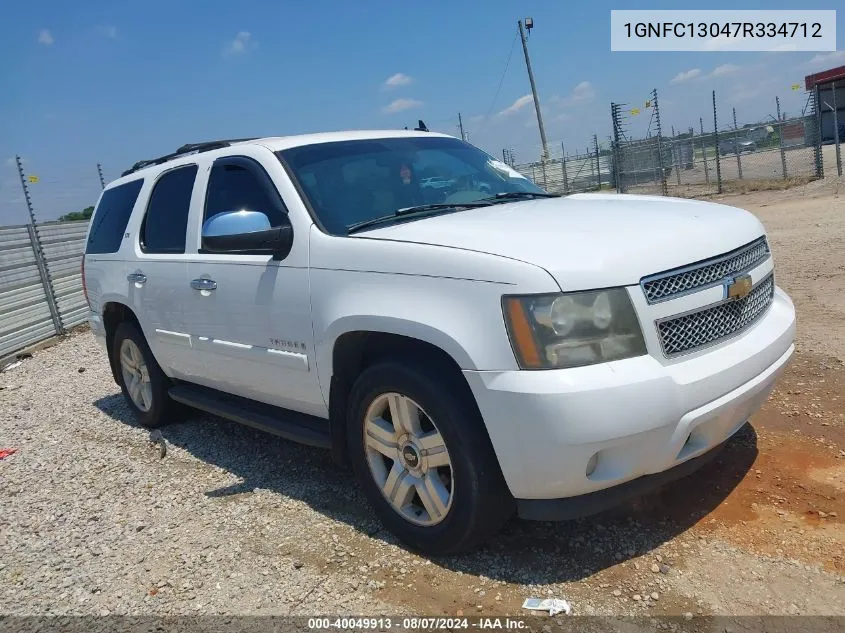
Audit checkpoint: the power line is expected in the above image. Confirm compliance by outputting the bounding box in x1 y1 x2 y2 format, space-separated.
477 30 519 134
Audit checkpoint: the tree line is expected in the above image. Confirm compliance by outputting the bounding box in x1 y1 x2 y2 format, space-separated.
57 206 94 222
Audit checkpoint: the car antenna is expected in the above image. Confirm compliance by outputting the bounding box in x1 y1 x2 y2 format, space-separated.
413 120 429 132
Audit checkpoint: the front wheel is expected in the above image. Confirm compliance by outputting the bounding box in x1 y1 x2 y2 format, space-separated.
346 360 513 555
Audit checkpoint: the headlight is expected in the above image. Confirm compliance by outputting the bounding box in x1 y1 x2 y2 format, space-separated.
502 288 647 369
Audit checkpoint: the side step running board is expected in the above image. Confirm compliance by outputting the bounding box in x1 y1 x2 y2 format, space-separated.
168 383 331 449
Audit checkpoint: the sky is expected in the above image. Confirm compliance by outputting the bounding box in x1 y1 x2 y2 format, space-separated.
1 0 843 224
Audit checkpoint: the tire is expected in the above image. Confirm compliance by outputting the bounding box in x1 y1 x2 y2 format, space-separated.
346 359 514 555
112 320 178 428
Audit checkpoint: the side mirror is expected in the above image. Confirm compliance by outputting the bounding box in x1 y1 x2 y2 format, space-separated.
201 210 293 260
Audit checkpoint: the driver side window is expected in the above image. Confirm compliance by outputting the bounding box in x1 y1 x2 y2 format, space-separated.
204 157 288 227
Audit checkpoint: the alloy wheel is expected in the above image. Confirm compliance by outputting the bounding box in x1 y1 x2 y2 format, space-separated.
119 338 153 413
363 392 454 526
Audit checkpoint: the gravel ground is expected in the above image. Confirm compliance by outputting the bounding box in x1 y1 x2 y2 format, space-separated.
1 336 407 616
1 179 844 618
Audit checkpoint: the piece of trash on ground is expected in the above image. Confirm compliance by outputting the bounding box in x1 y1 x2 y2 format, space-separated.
1 361 22 373
522 598 572 616
149 430 167 459
0 448 19 461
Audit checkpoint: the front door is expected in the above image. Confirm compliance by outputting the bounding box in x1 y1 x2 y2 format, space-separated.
180 152 325 417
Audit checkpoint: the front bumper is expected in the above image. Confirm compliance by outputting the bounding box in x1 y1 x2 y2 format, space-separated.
517 433 728 521
462 286 795 505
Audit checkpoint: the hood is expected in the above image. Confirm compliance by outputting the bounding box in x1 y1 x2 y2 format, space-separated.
352 193 766 291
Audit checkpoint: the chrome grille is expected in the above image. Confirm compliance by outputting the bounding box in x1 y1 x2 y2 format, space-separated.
657 274 775 357
641 237 770 304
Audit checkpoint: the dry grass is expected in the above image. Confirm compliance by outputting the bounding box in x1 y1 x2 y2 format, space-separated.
714 175 818 195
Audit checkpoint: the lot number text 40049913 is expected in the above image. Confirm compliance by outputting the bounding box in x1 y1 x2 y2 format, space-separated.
307 617 529 630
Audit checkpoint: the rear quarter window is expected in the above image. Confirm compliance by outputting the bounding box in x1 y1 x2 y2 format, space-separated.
85 179 144 255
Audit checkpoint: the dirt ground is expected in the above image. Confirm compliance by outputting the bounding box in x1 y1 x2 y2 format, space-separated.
1 176 843 620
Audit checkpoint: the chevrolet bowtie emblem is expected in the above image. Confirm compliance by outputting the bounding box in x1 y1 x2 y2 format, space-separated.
725 274 753 300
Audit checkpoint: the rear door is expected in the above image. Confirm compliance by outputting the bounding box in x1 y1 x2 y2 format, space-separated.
124 163 199 377
180 148 324 416
84 178 145 339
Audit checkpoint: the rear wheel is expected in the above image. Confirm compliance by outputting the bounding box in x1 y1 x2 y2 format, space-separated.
112 321 179 428
347 359 513 555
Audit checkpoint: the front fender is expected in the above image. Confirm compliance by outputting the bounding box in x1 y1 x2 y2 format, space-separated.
319 314 476 376
310 270 531 407
308 226 562 406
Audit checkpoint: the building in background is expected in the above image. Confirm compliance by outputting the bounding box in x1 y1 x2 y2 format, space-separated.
805 65 845 144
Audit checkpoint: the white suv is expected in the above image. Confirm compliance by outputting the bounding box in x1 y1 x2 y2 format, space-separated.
83 131 796 554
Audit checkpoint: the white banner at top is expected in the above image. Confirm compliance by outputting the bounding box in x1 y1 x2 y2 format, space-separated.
610 10 836 52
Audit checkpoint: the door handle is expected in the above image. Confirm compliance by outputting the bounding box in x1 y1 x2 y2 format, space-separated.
190 278 218 291
127 272 147 285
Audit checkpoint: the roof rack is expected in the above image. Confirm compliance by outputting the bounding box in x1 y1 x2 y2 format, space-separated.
120 137 259 177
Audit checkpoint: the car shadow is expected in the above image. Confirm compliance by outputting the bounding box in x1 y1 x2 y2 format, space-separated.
94 393 758 584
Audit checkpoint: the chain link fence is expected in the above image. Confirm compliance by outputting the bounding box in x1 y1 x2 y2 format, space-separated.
610 89 824 197
511 141 614 194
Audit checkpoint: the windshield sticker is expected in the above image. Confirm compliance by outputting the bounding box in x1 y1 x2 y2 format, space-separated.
488 159 527 180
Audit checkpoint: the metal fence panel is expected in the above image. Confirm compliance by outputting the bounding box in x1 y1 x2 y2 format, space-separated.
38 221 90 328
612 136 673 195
0 220 90 360
513 152 614 194
610 91 822 197
0 225 54 359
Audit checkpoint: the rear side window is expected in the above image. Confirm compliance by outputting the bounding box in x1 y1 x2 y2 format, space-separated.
141 165 198 254
85 179 144 254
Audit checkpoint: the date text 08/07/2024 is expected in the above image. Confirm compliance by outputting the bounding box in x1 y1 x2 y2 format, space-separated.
307 617 529 630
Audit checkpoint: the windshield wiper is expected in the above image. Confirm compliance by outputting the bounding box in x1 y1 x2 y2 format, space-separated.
481 191 561 202
346 202 488 235
395 201 491 215
346 194 559 234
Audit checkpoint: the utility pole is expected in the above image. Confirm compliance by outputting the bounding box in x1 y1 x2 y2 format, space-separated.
518 18 549 162
457 112 466 141
97 163 106 189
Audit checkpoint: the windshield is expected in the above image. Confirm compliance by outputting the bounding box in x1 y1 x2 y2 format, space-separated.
277 136 547 235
